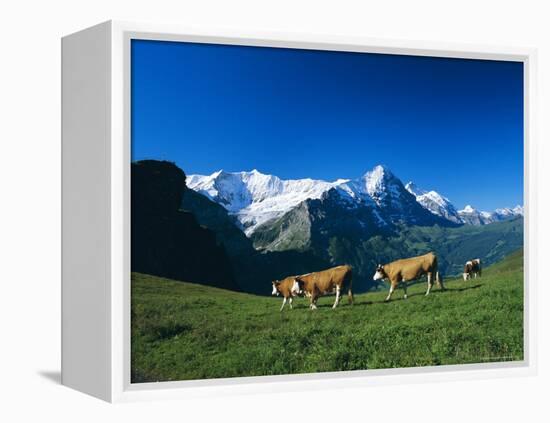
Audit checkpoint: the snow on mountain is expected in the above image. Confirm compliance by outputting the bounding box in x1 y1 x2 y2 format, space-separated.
405 181 462 224
513 205 524 215
350 165 444 226
187 169 338 234
457 204 523 226
188 167 406 234
458 205 493 225
404 182 427 197
187 165 523 233
362 165 405 205
405 181 523 226
492 205 524 222
494 206 524 219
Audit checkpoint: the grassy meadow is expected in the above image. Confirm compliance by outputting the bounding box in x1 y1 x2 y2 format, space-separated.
131 249 524 383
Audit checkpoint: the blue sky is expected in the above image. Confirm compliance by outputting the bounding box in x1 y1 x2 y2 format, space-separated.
131 39 523 211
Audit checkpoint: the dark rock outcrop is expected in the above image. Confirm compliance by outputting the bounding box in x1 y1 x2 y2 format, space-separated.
131 160 239 291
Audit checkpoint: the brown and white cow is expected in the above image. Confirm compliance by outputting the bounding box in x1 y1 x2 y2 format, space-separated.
463 258 482 281
372 252 444 301
271 276 299 311
291 265 353 310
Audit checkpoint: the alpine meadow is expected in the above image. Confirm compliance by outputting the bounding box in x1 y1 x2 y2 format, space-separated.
130 39 524 383
131 250 523 382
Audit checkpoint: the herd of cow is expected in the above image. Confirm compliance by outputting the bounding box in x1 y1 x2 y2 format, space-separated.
271 252 483 311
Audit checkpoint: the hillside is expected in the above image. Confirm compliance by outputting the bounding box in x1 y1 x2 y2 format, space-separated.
356 217 524 286
131 160 239 291
131 249 523 383
132 160 523 294
253 216 523 291
181 173 522 292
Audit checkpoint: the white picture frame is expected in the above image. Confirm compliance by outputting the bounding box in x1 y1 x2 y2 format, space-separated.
61 20 538 403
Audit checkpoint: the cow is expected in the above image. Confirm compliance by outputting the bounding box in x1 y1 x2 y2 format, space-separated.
372 252 444 301
463 258 482 281
291 265 353 310
272 276 301 311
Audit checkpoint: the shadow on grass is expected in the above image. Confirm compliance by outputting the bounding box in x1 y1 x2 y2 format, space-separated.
365 284 483 305
444 284 482 292
275 283 482 309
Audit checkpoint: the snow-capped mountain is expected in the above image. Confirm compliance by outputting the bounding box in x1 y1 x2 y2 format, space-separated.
405 182 463 224
494 205 524 219
189 165 447 234
354 165 441 225
457 205 495 226
187 165 523 234
457 204 524 226
248 165 448 253
187 169 338 234
405 182 523 226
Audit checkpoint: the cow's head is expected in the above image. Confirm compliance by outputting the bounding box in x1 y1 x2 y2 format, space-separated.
291 278 304 296
373 264 386 281
271 281 280 296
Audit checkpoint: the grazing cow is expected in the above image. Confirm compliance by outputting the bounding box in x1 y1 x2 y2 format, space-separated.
372 252 444 301
463 259 482 281
272 276 299 311
291 265 353 310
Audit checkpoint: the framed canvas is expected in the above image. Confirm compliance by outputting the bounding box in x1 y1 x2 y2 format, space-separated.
61 20 538 402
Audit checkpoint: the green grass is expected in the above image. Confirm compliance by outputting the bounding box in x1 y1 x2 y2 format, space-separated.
131 249 524 383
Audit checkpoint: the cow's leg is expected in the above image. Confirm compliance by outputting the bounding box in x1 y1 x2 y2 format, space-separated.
332 285 341 309
289 297 293 310
310 297 318 310
385 283 395 302
280 297 287 311
309 299 317 310
425 272 433 296
402 281 408 299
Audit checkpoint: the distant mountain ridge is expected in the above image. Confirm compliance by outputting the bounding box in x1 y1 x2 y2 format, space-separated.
456 204 524 225
132 160 523 294
405 181 462 224
188 165 523 231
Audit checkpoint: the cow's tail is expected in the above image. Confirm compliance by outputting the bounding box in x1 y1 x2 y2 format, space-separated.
345 266 354 305
433 255 445 290
436 271 444 290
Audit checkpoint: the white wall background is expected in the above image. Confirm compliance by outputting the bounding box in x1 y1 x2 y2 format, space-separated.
0 0 548 421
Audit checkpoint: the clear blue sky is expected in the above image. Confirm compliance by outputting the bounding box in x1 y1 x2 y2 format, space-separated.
131 39 523 210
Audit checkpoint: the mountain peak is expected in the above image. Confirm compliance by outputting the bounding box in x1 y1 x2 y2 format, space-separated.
406 182 461 224
373 163 389 171
461 205 476 213
363 164 400 197
365 164 392 177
